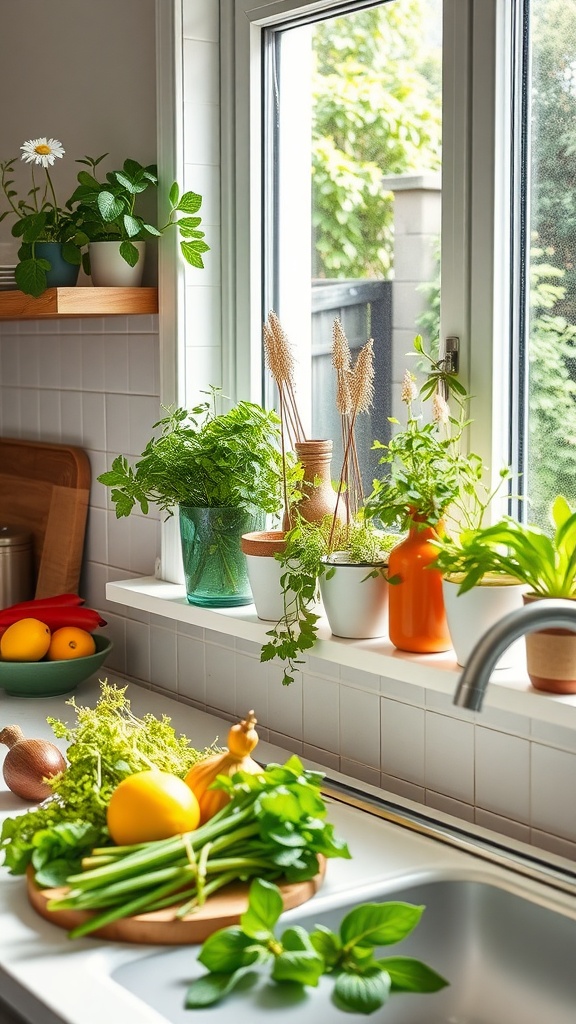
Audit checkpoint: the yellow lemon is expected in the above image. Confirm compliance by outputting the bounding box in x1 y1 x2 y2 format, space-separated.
0 618 51 662
106 770 201 845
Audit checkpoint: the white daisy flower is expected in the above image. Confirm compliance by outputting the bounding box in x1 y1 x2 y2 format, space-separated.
20 137 65 168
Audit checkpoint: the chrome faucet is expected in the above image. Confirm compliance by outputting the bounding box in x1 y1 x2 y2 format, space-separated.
453 598 576 711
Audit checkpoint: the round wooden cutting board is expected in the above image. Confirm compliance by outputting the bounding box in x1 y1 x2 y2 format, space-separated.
26 857 326 945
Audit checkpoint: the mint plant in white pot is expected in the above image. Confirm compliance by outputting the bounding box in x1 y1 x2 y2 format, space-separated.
70 154 209 286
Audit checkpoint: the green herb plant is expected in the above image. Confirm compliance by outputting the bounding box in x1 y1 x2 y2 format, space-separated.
433 494 576 596
98 388 285 519
46 756 351 940
365 336 478 534
0 681 217 883
70 153 209 273
185 876 448 1015
260 513 398 685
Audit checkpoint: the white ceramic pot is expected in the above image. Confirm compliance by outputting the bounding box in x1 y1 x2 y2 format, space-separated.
442 575 527 668
241 531 287 621
89 241 146 287
319 553 389 639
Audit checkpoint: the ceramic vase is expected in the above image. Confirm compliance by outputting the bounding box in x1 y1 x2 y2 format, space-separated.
319 553 390 638
442 575 527 667
35 242 80 288
284 439 346 529
522 593 576 693
89 241 146 287
387 519 451 653
241 530 287 621
179 505 265 608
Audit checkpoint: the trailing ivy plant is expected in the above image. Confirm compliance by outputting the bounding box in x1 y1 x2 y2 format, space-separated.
98 388 286 519
260 513 398 685
184 876 449 1015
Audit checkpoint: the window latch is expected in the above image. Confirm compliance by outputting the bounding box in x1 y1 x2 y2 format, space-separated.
443 336 460 375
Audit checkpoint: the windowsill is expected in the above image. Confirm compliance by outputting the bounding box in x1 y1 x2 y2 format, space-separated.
106 576 576 728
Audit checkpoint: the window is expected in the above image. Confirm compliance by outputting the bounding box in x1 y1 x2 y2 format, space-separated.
227 0 506 511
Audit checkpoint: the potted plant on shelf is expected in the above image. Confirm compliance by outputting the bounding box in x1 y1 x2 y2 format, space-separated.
364 335 484 655
0 137 89 297
97 388 284 608
434 494 576 692
259 322 399 685
69 153 209 286
260 512 398 685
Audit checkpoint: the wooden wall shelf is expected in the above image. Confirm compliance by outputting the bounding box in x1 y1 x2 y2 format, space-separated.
0 287 158 320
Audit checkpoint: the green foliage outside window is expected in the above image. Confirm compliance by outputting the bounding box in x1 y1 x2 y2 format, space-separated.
311 1 441 279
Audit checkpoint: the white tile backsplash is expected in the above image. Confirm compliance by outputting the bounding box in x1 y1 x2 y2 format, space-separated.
531 744 576 842
303 673 340 753
475 727 530 822
425 712 475 804
381 697 425 784
340 686 381 768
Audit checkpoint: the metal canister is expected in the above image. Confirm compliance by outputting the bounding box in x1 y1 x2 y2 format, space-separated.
0 525 34 609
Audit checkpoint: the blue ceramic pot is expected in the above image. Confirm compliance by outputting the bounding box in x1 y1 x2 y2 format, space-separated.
35 242 80 287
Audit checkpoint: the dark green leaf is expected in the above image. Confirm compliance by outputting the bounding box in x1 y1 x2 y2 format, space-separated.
198 926 261 972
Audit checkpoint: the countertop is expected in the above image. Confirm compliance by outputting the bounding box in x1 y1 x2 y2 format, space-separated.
1 675 576 1024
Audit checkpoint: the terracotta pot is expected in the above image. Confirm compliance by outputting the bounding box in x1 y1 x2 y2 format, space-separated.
387 520 451 653
442 574 527 667
284 439 346 529
523 593 576 693
241 530 287 621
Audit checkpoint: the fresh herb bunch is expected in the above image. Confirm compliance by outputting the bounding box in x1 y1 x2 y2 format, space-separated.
0 137 89 296
98 388 285 518
185 876 448 1015
433 494 576 596
365 335 482 533
0 682 217 879
46 756 351 940
69 153 209 272
260 513 397 685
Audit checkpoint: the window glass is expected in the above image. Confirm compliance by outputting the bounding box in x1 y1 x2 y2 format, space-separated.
524 0 576 526
265 0 442 491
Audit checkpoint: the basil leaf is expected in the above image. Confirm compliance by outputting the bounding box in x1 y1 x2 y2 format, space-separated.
184 966 258 1008
309 925 342 968
241 878 283 939
333 967 391 1014
271 949 324 987
197 926 261 972
340 901 424 948
378 955 449 992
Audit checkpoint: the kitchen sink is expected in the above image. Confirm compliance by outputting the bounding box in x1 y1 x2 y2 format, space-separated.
111 872 576 1023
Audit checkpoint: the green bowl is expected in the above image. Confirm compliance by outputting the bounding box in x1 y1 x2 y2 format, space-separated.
0 635 113 698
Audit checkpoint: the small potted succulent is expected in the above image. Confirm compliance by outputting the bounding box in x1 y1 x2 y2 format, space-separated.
98 388 284 608
0 136 88 296
69 153 209 285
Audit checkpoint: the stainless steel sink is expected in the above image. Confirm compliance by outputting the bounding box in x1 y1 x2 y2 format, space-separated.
111 873 576 1023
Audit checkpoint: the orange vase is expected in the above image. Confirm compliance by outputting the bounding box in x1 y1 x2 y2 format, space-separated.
388 519 451 653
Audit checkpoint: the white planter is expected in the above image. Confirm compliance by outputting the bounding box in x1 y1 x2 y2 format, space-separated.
89 241 146 287
241 531 287 621
442 575 527 668
319 553 389 639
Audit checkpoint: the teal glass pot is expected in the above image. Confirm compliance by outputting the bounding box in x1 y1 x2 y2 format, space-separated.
178 505 265 607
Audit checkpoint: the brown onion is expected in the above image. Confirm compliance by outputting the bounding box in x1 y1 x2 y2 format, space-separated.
0 724 66 801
